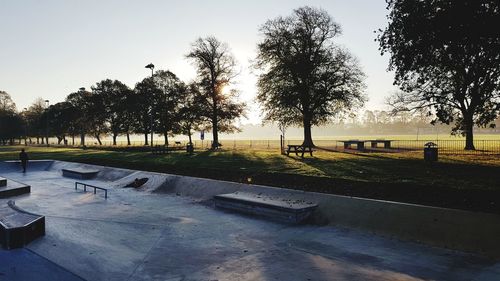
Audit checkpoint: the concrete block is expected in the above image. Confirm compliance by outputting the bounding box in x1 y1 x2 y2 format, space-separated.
214 192 317 223
0 201 45 249
0 178 30 198
62 168 99 179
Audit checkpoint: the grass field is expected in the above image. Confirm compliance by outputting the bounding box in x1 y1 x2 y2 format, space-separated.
1 145 499 213
1 145 498 188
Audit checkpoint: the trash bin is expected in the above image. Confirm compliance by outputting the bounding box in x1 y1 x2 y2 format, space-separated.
186 143 194 154
424 142 438 162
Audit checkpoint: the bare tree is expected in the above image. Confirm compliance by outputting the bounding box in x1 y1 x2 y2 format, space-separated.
254 6 366 147
186 36 245 149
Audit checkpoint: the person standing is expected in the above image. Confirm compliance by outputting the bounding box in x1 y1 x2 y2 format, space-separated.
19 149 29 173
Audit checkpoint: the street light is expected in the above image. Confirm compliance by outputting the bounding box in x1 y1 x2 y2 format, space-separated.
145 63 155 147
23 108 28 146
45 100 49 147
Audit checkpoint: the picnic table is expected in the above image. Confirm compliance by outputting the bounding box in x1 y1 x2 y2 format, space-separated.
340 140 365 150
286 145 314 157
368 139 392 149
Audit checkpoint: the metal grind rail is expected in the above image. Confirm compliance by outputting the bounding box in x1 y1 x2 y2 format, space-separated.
75 182 108 199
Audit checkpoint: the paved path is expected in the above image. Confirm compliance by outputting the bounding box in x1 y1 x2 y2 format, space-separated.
0 164 499 281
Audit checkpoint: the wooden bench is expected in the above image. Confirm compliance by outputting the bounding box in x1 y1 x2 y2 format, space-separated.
369 140 392 149
62 168 99 179
286 145 314 157
75 182 108 199
340 140 365 150
0 200 45 249
214 192 317 224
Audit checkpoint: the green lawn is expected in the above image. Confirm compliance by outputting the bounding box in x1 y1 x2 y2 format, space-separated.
0 145 498 191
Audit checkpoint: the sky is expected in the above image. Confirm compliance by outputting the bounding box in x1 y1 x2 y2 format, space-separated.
0 0 397 124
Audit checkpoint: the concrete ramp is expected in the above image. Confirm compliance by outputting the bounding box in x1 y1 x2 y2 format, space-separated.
0 160 54 173
111 171 170 191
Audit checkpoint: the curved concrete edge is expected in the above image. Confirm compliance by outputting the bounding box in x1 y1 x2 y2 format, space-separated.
154 174 500 259
7 200 43 217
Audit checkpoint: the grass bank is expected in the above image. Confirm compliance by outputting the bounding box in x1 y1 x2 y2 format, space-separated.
1 146 499 214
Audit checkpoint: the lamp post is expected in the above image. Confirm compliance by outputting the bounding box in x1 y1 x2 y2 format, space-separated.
145 63 155 148
23 108 28 146
78 88 86 147
45 100 49 147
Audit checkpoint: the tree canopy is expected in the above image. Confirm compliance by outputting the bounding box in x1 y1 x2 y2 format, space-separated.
378 0 500 150
254 6 366 147
0 91 23 144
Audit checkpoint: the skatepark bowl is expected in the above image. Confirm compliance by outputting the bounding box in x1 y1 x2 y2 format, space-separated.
0 160 499 281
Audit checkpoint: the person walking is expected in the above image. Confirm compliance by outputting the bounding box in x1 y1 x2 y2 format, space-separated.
19 149 29 173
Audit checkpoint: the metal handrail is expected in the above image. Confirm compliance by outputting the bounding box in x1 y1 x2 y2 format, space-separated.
75 182 108 199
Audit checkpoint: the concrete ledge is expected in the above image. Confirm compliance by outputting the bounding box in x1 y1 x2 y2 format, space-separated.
0 178 30 198
0 201 45 249
62 168 99 179
214 192 317 223
0 177 6 187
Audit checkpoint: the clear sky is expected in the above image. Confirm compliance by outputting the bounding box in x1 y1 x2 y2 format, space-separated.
0 0 397 124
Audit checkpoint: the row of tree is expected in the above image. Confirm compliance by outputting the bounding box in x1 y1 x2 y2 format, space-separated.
1 60 244 147
1 35 247 147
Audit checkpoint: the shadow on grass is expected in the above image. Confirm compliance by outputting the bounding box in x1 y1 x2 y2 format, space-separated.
1 146 499 213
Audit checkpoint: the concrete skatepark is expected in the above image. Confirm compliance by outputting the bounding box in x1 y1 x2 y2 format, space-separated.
0 160 499 281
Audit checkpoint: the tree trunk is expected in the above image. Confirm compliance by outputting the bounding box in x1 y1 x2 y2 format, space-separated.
188 129 192 145
41 137 44 144
144 133 149 146
57 137 62 144
464 115 475 150
80 133 85 146
212 112 219 149
126 133 131 146
164 133 169 146
95 134 102 146
302 115 314 147
113 134 117 146
72 135 75 146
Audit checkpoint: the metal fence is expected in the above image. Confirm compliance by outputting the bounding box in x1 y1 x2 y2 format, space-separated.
320 139 500 154
205 139 500 154
187 139 500 154
6 138 500 154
